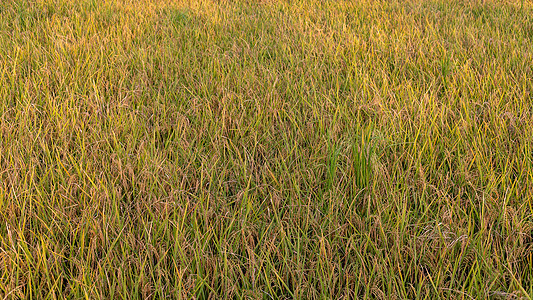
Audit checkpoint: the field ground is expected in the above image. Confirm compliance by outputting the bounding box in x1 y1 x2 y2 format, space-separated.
1 0 532 298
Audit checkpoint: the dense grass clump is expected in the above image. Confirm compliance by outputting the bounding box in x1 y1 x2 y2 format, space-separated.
1 0 532 298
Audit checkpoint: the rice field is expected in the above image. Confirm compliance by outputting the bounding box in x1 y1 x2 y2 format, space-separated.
0 0 532 298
